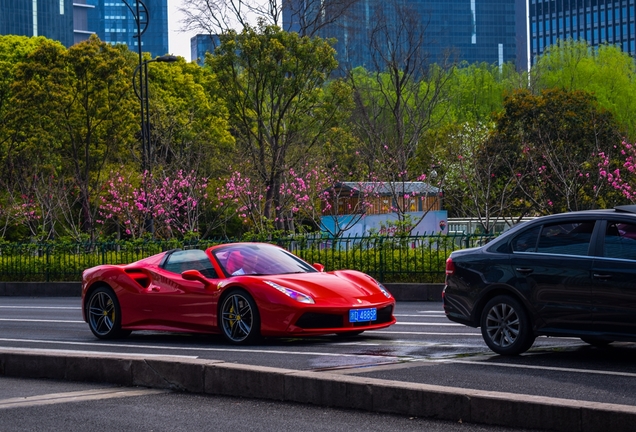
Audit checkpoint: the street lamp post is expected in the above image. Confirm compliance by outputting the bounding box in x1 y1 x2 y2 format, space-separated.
122 0 177 235
122 0 150 171
132 55 179 175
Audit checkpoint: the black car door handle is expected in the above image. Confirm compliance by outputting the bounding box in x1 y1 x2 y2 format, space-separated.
593 274 612 279
515 268 534 274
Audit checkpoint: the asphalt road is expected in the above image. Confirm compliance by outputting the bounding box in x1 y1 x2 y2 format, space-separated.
0 376 543 432
1 298 636 406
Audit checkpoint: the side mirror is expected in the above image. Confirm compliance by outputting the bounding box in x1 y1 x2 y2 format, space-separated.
181 269 212 288
313 263 325 272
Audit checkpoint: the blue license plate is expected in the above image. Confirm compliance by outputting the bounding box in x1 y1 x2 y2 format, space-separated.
349 308 377 323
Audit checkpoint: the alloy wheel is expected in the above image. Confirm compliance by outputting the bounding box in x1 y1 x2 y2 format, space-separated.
220 292 257 343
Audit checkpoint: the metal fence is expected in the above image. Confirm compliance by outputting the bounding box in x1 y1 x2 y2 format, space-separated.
0 233 495 283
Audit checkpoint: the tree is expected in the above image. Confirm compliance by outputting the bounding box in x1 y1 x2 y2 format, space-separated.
347 0 454 227
209 24 349 233
439 122 527 233
0 35 53 239
9 36 137 240
491 88 622 214
443 62 527 124
179 0 360 39
533 39 636 139
143 56 234 176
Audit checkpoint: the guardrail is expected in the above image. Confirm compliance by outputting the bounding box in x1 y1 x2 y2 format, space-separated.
0 234 495 283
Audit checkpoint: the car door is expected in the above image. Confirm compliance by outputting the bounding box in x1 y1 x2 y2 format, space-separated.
509 219 597 333
145 250 220 331
590 219 636 335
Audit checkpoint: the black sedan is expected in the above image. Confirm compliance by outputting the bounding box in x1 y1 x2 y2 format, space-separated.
443 206 636 355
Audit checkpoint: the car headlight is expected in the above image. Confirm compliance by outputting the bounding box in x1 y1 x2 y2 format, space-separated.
264 281 315 304
375 280 392 298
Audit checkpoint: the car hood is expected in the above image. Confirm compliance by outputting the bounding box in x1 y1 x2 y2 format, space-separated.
262 271 382 301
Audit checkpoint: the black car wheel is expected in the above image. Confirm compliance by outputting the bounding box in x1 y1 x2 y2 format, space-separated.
581 337 613 347
86 287 130 339
480 295 535 355
219 289 261 344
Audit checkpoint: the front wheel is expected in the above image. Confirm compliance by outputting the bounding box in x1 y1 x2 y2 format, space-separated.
86 287 130 339
480 295 535 355
219 289 261 344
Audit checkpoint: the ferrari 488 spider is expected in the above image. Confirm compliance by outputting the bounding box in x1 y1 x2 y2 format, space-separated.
81 242 396 344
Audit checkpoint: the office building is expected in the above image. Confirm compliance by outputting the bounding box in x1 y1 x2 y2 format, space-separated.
284 0 524 71
87 0 169 58
191 33 220 66
0 0 74 47
529 0 636 67
74 0 96 44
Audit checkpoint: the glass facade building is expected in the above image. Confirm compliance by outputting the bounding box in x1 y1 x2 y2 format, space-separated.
191 34 220 66
74 0 96 44
0 0 74 47
529 0 636 65
284 0 524 71
87 0 169 58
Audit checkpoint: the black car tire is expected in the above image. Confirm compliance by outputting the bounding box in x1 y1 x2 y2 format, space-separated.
480 295 535 355
219 289 261 344
581 337 613 347
86 287 130 339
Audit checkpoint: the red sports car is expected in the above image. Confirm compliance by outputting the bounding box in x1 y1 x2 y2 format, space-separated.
81 242 396 344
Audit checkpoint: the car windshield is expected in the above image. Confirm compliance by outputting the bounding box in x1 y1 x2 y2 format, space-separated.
214 244 318 276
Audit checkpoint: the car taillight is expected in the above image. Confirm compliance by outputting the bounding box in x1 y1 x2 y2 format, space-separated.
445 257 455 275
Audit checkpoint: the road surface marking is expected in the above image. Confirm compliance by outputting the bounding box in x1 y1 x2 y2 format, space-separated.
0 319 84 323
430 358 636 378
367 331 480 336
0 388 167 410
0 338 408 360
394 322 464 326
0 306 80 310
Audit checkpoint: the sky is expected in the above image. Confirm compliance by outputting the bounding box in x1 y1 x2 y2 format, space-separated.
167 0 199 61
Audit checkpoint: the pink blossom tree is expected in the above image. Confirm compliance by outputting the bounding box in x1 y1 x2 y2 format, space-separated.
599 140 636 203
98 170 209 239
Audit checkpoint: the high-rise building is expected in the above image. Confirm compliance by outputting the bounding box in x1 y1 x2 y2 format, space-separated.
529 0 636 67
284 0 525 72
191 34 220 66
87 0 169 58
0 0 74 47
74 0 96 44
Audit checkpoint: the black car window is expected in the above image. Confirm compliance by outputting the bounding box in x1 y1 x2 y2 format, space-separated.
511 226 541 252
535 221 595 256
604 221 636 260
163 249 218 278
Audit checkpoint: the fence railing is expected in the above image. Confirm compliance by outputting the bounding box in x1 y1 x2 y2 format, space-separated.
0 233 495 283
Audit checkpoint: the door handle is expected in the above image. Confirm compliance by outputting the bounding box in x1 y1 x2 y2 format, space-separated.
515 268 534 274
593 274 612 279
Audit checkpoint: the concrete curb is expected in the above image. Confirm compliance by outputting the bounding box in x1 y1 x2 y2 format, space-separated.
0 282 444 301
1 348 634 431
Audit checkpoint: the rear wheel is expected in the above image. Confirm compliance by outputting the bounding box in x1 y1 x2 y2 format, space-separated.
86 287 130 339
581 337 613 347
219 289 260 344
481 295 535 355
